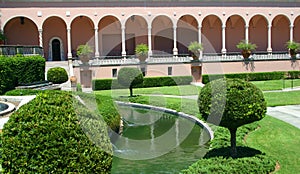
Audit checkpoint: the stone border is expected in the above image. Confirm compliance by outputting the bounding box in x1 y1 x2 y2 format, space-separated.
0 101 15 116
115 101 214 140
0 95 36 129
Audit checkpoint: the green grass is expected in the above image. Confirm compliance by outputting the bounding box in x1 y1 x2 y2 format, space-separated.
251 79 300 91
94 85 201 97
246 116 300 173
264 90 300 106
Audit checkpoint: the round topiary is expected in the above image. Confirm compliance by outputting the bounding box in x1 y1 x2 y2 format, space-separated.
198 78 266 157
117 67 144 97
1 90 113 173
47 67 68 84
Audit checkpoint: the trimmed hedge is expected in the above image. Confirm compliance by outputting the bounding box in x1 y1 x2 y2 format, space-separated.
92 76 193 90
47 67 68 84
1 90 113 173
202 71 287 84
0 55 45 94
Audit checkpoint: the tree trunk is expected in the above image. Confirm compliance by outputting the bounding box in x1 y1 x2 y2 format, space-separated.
229 128 237 158
129 87 133 97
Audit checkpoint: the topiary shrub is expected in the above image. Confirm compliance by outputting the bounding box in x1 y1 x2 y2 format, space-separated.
47 67 68 84
117 67 144 97
1 90 113 173
198 78 266 157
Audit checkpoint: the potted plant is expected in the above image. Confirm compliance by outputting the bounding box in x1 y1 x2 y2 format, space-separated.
236 40 257 59
76 44 93 63
0 30 6 45
135 43 149 62
286 41 300 59
188 41 203 60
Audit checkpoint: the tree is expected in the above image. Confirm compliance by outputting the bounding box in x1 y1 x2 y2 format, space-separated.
117 67 144 97
198 78 266 157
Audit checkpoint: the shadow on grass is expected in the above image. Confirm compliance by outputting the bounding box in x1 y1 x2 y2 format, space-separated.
204 146 263 159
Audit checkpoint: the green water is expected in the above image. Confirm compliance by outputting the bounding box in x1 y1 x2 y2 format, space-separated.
111 106 210 174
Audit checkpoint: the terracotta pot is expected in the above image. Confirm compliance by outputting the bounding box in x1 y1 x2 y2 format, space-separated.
138 55 147 63
289 49 297 59
242 50 251 59
79 54 90 63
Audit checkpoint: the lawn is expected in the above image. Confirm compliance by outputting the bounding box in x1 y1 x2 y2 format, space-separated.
246 116 300 173
251 79 300 91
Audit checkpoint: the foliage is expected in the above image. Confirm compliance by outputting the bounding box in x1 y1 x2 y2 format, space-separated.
76 44 93 56
92 76 193 91
5 89 43 96
0 30 6 41
198 78 266 156
76 83 83 92
1 90 113 173
0 55 45 94
117 67 144 96
236 40 257 51
135 43 149 57
287 70 300 79
202 71 287 84
285 41 300 51
188 41 203 59
47 67 68 84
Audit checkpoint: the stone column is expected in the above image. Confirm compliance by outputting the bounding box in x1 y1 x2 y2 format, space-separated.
67 28 72 59
121 25 126 57
148 26 152 56
267 24 272 54
173 25 178 56
221 24 227 54
38 29 43 47
198 25 202 44
94 27 100 58
245 25 249 43
290 24 294 42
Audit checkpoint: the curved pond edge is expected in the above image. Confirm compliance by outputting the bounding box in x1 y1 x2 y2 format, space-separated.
0 101 15 117
115 101 214 140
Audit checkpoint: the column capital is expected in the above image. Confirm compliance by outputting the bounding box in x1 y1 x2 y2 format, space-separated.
290 24 294 28
148 26 152 30
67 28 71 31
268 24 272 28
121 26 126 30
38 29 43 32
245 25 249 28
94 27 98 31
222 24 226 29
198 25 202 29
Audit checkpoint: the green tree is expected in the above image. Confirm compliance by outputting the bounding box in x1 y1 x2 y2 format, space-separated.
117 67 143 97
198 78 266 157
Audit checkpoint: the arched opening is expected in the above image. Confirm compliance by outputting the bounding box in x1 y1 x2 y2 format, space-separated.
177 15 198 55
4 16 39 45
125 15 148 56
202 15 222 53
52 39 61 61
294 16 300 42
249 15 268 52
42 16 67 60
225 15 245 52
272 15 290 52
98 16 121 56
152 15 173 55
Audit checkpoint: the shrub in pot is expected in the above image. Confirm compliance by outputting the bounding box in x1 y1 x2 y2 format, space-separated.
286 41 300 59
77 44 93 63
236 40 257 59
188 41 203 60
135 43 149 62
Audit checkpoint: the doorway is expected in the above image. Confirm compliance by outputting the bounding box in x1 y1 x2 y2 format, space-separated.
52 39 61 61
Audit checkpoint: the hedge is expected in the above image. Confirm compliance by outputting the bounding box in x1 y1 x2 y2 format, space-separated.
0 55 45 94
1 90 113 173
202 71 296 84
92 76 193 90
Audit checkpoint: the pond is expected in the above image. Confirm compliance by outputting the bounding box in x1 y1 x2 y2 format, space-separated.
0 101 15 117
111 104 211 174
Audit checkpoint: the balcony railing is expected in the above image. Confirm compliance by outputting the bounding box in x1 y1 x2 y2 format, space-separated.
0 45 43 56
72 52 298 66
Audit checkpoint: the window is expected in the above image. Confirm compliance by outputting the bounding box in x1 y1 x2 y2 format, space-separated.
112 68 117 77
168 67 172 75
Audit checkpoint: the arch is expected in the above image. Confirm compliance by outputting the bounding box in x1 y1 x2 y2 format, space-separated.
3 16 39 46
272 15 290 52
98 15 122 56
125 15 148 55
71 15 95 57
2 15 39 31
48 37 64 61
43 16 67 60
177 15 198 54
225 15 245 52
249 15 268 52
152 15 174 54
202 15 222 53
293 15 300 42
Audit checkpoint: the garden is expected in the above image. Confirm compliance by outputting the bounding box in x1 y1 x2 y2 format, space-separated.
0 55 300 173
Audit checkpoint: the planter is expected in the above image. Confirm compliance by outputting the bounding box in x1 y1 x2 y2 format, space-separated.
289 49 297 59
241 50 251 59
138 55 148 63
79 55 90 63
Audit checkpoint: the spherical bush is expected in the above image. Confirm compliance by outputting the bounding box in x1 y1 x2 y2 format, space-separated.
47 67 68 84
198 78 266 130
